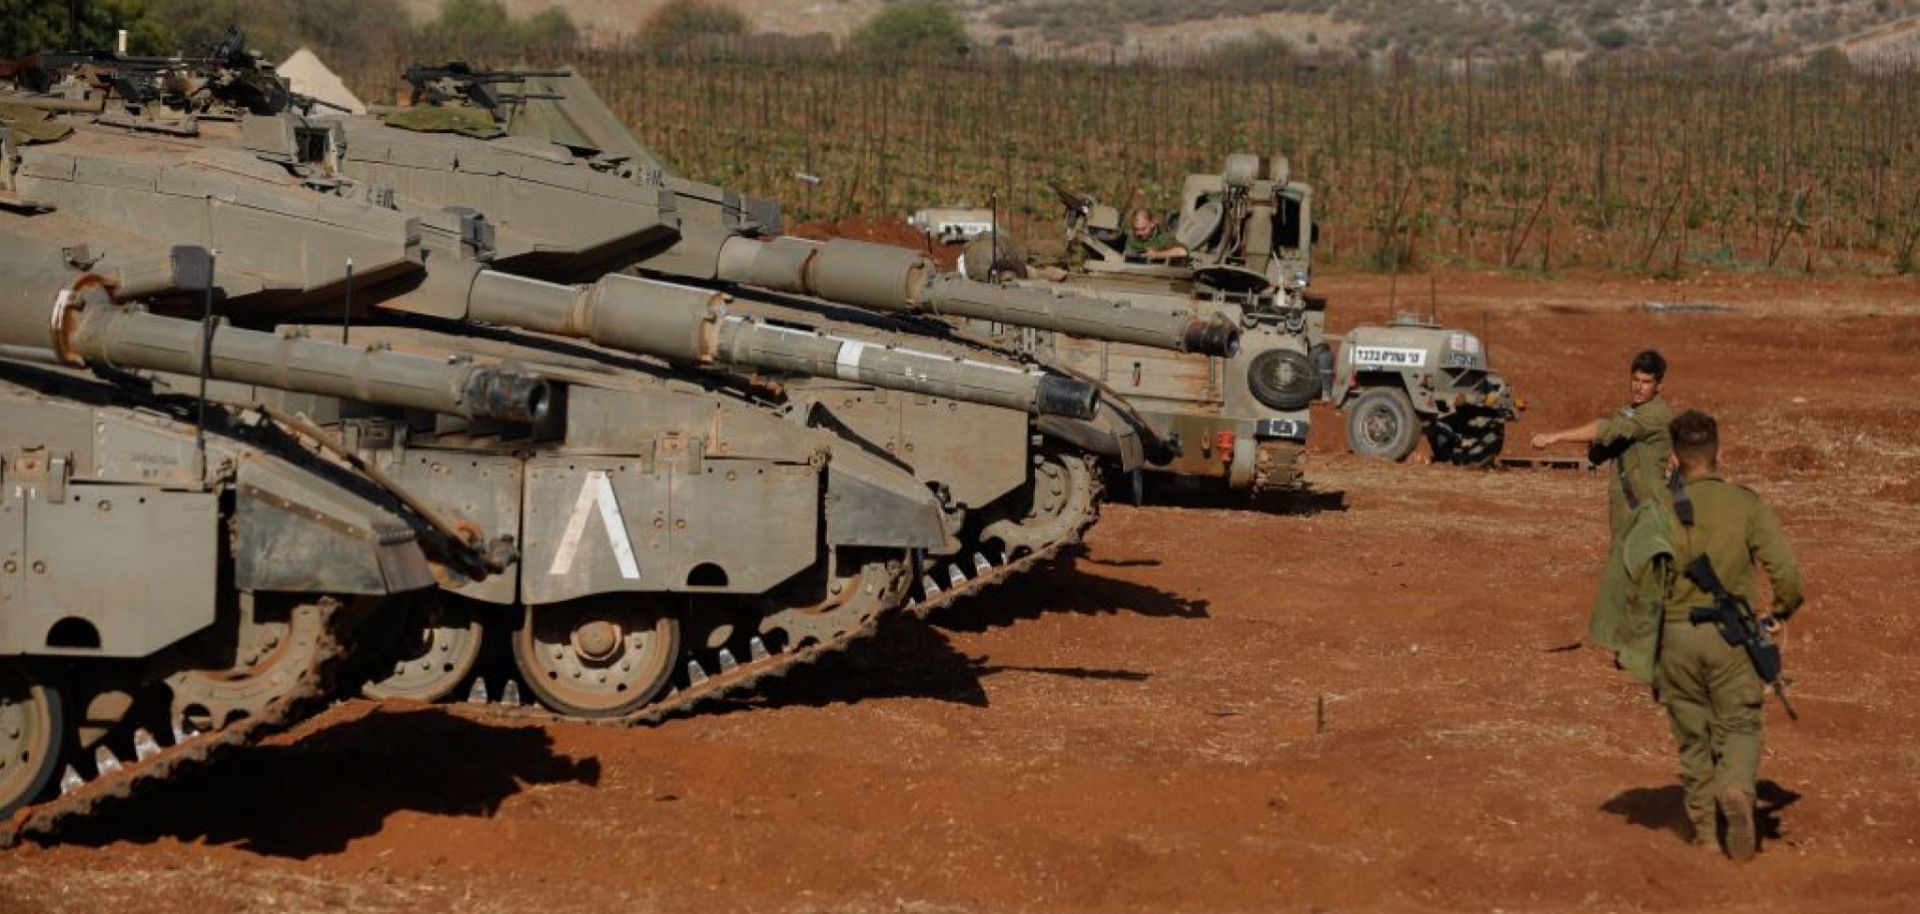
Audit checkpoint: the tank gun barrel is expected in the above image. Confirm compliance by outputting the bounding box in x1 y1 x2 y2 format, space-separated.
713 236 1241 357
449 270 1097 420
3 272 551 424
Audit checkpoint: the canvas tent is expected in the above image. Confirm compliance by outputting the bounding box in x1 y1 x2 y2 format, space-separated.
276 47 367 115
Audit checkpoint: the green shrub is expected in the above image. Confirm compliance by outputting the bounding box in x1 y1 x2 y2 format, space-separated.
640 0 748 48
852 2 971 57
0 0 170 58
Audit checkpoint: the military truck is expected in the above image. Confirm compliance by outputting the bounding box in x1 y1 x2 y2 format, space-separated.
1329 318 1519 466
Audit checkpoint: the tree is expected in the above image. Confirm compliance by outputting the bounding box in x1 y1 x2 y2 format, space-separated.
0 0 171 58
522 6 580 47
1801 46 1854 82
851 1 970 57
639 0 747 48
1589 25 1633 51
416 0 577 56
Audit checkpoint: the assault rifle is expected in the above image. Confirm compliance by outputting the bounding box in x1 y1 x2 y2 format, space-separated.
1684 554 1799 721
403 62 571 113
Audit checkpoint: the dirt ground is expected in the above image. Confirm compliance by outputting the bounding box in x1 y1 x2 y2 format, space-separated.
3 266 1918 913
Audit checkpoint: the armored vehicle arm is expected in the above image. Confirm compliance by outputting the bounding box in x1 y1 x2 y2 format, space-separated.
395 267 1098 421
691 234 1241 357
2 268 550 424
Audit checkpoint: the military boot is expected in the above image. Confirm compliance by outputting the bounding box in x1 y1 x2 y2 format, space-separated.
1718 787 1757 862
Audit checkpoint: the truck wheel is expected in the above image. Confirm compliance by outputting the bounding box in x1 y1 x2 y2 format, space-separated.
1246 349 1318 411
1346 387 1420 462
1427 410 1506 467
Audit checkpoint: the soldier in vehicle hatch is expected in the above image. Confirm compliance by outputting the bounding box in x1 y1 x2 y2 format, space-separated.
1124 207 1188 262
1654 410 1803 861
1529 349 1674 536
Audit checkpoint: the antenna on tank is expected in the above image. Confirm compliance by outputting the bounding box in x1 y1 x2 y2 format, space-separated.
988 188 1001 283
341 257 354 344
67 0 83 52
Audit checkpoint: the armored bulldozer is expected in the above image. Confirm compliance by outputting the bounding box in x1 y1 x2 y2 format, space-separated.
0 42 1118 745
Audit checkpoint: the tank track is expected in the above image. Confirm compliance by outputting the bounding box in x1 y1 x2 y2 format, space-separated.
456 455 1104 730
0 598 355 848
1251 440 1306 494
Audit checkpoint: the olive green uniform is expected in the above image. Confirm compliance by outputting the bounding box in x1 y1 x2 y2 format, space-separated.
1597 396 1674 536
1125 227 1178 257
1660 474 1803 841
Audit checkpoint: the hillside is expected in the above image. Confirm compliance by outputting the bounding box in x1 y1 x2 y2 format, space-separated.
400 0 1920 61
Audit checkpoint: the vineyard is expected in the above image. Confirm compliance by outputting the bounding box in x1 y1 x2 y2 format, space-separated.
345 45 1920 274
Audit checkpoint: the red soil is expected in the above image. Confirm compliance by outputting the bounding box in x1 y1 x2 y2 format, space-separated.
2 266 1917 913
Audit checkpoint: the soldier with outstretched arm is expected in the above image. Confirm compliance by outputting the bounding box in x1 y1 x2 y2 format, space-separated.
1532 349 1674 536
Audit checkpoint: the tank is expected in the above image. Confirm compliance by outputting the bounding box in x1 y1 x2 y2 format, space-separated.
320 64 1128 650
0 44 1104 753
0 232 540 840
326 64 1273 537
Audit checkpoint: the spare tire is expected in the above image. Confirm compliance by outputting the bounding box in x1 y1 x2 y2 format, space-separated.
1246 349 1319 411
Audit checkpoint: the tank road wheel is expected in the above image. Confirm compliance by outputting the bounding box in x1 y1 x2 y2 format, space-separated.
980 450 1098 558
1246 349 1319 412
1346 387 1421 462
166 597 329 733
1426 409 1508 468
0 664 64 818
362 593 487 703
756 556 910 652
513 598 681 719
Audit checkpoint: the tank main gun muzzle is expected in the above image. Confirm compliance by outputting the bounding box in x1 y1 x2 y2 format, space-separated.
713 236 1243 357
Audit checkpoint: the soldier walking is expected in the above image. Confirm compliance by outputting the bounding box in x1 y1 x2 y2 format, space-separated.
1532 349 1674 536
1656 411 1803 859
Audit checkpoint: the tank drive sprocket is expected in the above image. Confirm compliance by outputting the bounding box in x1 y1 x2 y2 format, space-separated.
166 596 330 733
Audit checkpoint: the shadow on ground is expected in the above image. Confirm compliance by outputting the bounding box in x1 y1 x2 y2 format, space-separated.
47 707 599 859
1600 779 1802 844
722 616 1155 716
725 559 1191 715
1122 475 1349 517
932 562 1212 634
